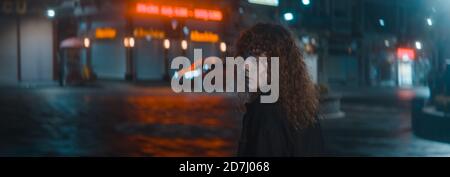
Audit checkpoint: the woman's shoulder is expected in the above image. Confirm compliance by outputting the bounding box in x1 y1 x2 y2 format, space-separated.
246 99 283 114
245 100 286 125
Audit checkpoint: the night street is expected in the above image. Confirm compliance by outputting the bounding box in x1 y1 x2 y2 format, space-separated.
4 0 450 175
322 88 450 156
1 83 450 156
0 83 241 156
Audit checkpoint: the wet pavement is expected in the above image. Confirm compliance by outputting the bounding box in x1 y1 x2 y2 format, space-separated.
1 83 450 156
0 83 241 156
322 87 450 156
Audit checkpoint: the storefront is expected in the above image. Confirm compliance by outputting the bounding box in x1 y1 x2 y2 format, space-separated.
78 1 226 81
0 1 55 85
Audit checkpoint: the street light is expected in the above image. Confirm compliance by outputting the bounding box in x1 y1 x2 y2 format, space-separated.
47 9 55 18
283 12 294 21
163 39 170 49
384 39 390 47
124 37 135 80
124 37 135 48
124 37 129 47
379 19 385 27
415 41 422 50
83 37 94 80
302 0 311 6
129 37 135 48
83 38 90 48
163 39 170 81
220 42 227 53
427 18 433 26
181 40 188 50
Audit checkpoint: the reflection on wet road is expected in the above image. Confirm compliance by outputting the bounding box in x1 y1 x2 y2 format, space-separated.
2 85 450 156
322 87 450 156
0 85 241 156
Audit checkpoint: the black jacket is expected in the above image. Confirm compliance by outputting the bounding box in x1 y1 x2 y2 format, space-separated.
237 98 325 157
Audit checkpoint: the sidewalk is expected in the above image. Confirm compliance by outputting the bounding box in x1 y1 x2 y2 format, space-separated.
330 86 430 108
321 86 450 156
333 86 430 98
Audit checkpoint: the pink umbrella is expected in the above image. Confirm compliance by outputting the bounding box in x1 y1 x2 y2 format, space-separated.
60 37 83 49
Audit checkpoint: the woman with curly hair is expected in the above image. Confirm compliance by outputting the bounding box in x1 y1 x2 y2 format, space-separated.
235 23 324 157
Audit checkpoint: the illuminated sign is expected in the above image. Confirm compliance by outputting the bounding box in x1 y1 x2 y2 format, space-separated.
95 28 117 39
136 3 223 21
124 37 135 48
248 0 279 6
190 30 219 43
398 62 413 86
397 48 415 60
133 28 165 39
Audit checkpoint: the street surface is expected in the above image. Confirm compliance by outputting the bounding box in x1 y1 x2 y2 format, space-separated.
1 83 450 156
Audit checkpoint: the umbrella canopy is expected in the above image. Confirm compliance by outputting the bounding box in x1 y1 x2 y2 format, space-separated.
60 37 83 49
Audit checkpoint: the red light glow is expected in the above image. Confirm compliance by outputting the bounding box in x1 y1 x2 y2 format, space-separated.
397 48 415 60
137 3 159 14
136 3 223 21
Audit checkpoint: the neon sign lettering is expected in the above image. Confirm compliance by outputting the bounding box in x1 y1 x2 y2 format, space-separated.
190 30 219 42
136 3 223 21
95 28 117 39
134 28 165 39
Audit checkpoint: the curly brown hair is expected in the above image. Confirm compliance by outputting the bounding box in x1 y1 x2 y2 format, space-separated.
235 23 319 129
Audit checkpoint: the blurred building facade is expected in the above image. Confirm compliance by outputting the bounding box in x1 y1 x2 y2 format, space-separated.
0 0 236 84
0 0 447 88
71 0 235 81
0 0 58 85
239 0 438 88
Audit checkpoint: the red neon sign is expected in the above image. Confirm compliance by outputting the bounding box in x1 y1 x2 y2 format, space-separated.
136 3 223 21
397 48 415 60
137 3 158 14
